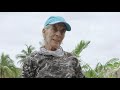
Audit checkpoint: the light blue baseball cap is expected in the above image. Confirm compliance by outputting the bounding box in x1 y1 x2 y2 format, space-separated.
44 16 71 31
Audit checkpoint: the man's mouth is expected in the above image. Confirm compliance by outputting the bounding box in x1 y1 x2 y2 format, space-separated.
52 39 60 42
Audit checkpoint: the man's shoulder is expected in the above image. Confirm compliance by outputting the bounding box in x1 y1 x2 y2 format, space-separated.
24 51 41 62
64 51 79 63
64 51 76 57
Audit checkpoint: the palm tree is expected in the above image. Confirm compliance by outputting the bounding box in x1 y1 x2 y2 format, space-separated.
72 40 120 78
102 58 120 78
82 58 120 78
16 44 35 67
0 53 19 78
72 40 90 58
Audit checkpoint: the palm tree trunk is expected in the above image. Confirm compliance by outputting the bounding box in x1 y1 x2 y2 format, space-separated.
3 70 4 78
1 68 2 78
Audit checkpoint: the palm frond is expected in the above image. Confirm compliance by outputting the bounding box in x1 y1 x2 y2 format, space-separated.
72 40 90 57
16 44 35 67
16 54 26 59
0 53 20 78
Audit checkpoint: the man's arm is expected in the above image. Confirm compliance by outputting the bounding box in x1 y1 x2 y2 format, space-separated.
22 53 38 78
71 57 85 78
74 62 85 78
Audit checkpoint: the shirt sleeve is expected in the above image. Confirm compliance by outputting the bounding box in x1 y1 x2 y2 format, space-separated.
71 57 85 78
74 62 85 78
22 56 38 78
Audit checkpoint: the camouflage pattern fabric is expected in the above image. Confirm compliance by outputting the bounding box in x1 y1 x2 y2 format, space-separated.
22 47 85 78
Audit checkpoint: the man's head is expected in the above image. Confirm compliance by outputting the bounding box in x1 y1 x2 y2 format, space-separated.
42 16 71 51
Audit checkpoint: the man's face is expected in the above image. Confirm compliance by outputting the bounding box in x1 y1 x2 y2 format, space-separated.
43 23 66 50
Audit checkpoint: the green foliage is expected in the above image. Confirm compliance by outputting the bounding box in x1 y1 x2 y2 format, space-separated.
72 40 120 78
72 40 90 58
0 44 35 78
0 53 20 78
81 58 120 78
16 44 35 67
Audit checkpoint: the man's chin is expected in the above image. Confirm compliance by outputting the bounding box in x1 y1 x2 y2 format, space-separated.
51 44 60 51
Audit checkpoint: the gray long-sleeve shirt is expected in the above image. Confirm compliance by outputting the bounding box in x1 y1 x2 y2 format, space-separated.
22 51 85 78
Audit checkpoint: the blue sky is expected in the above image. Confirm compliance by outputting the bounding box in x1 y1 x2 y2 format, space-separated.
0 12 120 68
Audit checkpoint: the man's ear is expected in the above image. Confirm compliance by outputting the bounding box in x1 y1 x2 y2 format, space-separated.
42 29 45 33
42 29 46 38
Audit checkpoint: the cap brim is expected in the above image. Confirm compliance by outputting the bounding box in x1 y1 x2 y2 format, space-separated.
49 21 71 31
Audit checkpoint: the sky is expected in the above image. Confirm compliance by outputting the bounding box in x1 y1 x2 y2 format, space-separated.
0 12 120 68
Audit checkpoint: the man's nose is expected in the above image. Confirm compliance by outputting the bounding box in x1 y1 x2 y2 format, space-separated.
55 31 61 37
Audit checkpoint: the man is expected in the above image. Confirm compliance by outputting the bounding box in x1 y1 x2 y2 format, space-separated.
22 16 85 78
